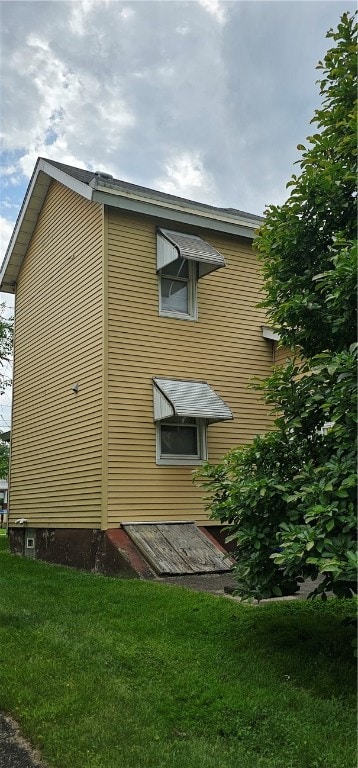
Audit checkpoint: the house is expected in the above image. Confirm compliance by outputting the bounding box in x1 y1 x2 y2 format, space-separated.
0 157 279 576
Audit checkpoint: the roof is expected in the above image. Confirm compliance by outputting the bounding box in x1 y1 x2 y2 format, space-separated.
0 157 263 293
46 159 263 223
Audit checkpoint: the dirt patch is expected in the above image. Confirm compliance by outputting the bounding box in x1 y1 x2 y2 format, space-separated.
157 572 326 602
156 571 237 593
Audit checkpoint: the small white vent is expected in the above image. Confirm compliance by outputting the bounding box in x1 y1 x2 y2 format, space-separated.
319 422 334 436
94 171 113 180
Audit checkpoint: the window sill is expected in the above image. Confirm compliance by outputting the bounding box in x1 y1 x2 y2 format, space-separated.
159 309 197 321
156 457 205 466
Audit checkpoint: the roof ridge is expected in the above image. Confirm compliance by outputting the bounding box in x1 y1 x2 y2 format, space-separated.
41 157 263 221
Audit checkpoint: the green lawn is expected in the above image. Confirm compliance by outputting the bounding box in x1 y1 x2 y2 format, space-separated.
0 535 356 768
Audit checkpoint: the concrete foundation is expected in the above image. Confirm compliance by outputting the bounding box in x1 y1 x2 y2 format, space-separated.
8 525 232 578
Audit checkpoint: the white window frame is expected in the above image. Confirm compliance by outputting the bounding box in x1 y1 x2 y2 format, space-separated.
156 418 207 465
319 421 335 436
158 258 198 321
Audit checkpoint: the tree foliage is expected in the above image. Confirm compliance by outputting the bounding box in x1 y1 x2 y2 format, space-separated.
0 304 12 383
0 439 10 480
258 12 357 358
197 13 357 600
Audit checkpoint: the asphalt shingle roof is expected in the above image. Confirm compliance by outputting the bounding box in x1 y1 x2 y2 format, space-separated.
42 158 263 222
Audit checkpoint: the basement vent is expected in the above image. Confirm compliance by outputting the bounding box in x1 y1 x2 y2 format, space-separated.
24 528 36 559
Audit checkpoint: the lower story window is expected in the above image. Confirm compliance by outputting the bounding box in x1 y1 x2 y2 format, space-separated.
156 417 207 465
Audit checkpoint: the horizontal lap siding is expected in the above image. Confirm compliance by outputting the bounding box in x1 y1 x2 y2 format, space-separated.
10 182 103 528
274 343 292 366
106 210 273 525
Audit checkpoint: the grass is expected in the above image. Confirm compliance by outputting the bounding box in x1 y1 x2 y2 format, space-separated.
0 535 356 768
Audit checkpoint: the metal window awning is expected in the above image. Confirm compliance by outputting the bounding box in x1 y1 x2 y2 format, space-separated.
153 378 233 423
262 326 280 341
157 228 225 278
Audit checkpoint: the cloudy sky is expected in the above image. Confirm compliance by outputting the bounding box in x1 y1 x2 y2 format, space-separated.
0 0 354 428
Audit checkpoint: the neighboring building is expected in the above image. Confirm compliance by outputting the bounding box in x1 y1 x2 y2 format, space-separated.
0 158 279 575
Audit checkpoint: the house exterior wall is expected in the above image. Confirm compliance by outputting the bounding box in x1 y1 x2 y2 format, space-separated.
274 343 291 366
9 181 104 529
106 208 274 525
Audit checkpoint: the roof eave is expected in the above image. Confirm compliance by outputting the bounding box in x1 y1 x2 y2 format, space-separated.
0 159 94 293
1 160 262 293
91 185 260 239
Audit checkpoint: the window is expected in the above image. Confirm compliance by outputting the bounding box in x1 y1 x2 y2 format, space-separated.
156 417 207 465
319 421 334 436
159 256 197 320
153 377 233 466
156 228 225 321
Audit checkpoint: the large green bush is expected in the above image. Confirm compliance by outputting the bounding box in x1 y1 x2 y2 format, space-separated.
197 13 357 600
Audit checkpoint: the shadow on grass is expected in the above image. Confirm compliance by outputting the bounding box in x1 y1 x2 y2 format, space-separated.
226 598 356 698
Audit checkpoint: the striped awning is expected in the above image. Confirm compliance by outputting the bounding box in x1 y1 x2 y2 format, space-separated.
157 228 225 278
153 378 233 423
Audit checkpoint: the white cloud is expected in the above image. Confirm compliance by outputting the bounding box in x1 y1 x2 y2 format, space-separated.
69 0 97 37
0 217 15 262
1 166 18 178
3 35 81 152
120 7 135 21
198 0 227 25
70 0 133 37
154 151 218 204
19 144 87 180
1 201 18 210
2 32 135 182
1 0 355 222
157 65 175 79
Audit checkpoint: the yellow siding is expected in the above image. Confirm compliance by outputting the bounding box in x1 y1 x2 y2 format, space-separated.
106 210 274 525
9 182 103 528
274 343 291 366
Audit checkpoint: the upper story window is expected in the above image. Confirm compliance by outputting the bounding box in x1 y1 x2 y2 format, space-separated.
157 228 225 321
160 256 197 320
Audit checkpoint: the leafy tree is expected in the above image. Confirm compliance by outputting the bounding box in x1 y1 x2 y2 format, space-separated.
0 438 10 480
197 12 357 600
0 303 12 388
